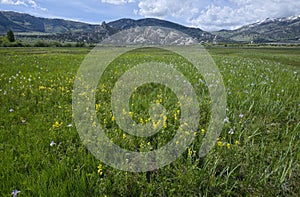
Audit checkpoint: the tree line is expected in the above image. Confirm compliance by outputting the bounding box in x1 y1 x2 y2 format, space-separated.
0 30 94 47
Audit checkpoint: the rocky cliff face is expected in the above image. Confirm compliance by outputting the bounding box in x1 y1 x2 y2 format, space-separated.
102 26 199 45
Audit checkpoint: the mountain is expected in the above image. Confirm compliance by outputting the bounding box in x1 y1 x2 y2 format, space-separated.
107 18 216 42
0 11 112 43
0 10 225 43
0 11 100 33
213 15 300 43
1 10 300 44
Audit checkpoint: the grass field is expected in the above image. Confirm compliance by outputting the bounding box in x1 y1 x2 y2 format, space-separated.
0 46 299 196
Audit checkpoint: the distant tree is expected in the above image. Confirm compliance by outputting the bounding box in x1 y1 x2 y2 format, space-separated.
75 42 85 47
7 30 15 42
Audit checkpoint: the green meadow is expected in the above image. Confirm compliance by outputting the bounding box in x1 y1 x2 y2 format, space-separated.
0 46 299 196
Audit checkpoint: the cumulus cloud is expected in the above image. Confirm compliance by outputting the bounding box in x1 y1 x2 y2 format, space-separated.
1 0 26 6
101 0 135 5
0 0 47 11
137 0 199 19
133 0 300 31
191 0 300 31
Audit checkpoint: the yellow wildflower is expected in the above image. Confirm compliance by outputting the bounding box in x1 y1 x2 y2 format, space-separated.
235 140 240 145
155 97 163 104
111 115 115 122
177 101 181 107
129 111 133 117
145 118 151 123
163 116 167 129
217 141 223 147
52 121 63 129
139 117 144 124
153 119 162 130
95 104 101 112
101 84 106 93
79 92 86 97
227 143 231 149
174 113 178 121
122 133 127 139
201 129 206 135
97 164 103 175
39 86 46 90
188 148 193 157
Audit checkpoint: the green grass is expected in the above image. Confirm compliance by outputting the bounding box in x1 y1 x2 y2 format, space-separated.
0 46 299 196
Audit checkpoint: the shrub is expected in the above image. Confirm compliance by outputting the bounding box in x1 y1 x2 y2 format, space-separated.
34 40 49 47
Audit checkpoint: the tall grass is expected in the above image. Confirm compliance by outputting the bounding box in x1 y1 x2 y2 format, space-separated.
0 47 299 196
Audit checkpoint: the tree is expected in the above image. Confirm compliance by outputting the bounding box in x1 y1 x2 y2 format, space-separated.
7 30 15 42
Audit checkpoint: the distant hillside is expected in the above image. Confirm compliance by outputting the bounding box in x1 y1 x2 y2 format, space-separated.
213 15 300 43
0 11 112 43
0 11 99 33
0 11 227 43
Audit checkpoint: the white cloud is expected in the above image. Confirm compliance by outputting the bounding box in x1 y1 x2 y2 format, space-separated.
101 0 135 5
2 0 300 31
134 0 300 31
1 0 26 6
0 0 47 11
137 0 199 19
28 0 37 7
191 0 300 31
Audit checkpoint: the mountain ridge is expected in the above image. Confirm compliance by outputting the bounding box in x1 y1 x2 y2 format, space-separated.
107 18 217 42
0 11 222 43
213 15 300 43
1 10 300 43
0 11 99 33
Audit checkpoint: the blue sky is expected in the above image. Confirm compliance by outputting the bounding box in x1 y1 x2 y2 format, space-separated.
1 0 300 31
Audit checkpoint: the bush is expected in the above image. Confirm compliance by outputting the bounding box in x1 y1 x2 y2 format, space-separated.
34 40 50 47
49 42 62 47
0 36 9 47
62 43 72 47
75 42 86 47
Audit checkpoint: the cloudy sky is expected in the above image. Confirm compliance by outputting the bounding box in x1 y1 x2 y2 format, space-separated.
1 0 300 31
